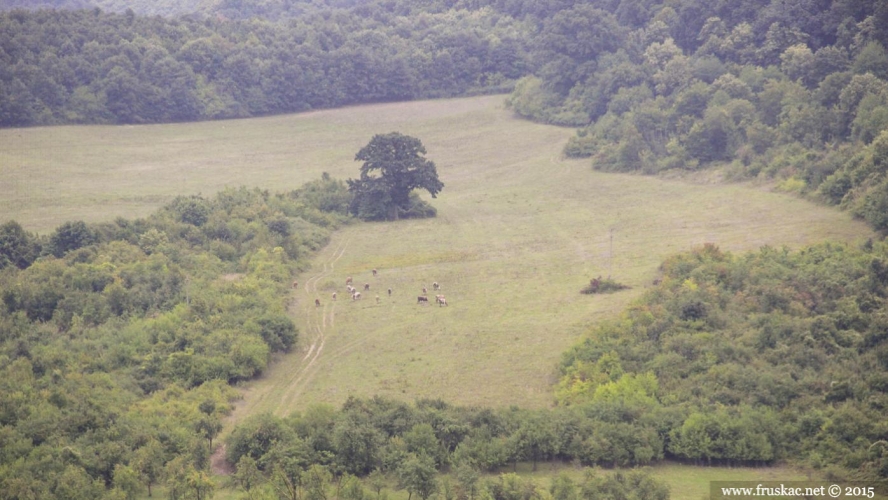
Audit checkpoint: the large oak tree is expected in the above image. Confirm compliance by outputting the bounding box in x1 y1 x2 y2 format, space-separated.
347 132 444 221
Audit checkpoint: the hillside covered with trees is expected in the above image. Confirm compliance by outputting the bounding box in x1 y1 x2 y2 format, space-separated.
558 243 888 480
0 178 352 498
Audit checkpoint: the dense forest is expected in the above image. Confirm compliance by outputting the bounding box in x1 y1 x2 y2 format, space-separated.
0 4 530 126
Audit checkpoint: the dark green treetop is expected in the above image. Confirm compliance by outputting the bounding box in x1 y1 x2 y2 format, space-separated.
347 132 444 221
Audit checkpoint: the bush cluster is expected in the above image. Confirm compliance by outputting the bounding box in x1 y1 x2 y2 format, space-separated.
0 178 351 498
559 242 888 480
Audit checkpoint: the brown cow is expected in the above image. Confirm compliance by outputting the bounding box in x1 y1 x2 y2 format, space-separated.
364 283 370 291
315 298 321 307
292 280 298 289
372 269 378 277
346 276 353 285
417 296 429 304
422 286 428 294
387 288 392 296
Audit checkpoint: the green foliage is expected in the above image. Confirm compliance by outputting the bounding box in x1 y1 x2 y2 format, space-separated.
821 130 888 230
577 469 669 500
168 196 211 227
48 220 97 258
397 454 438 500
558 241 888 477
580 276 630 295
0 221 41 269
853 42 888 80
233 395 673 484
505 76 562 123
0 178 353 497
348 133 444 221
234 455 267 500
333 409 385 476
0 6 532 127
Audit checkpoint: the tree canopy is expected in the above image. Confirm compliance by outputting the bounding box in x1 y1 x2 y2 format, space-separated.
347 132 444 221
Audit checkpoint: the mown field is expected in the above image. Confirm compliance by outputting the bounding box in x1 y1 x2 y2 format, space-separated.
0 94 873 414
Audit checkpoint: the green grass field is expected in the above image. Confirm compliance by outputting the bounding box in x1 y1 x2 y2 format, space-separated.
2 95 875 497
219 98 872 416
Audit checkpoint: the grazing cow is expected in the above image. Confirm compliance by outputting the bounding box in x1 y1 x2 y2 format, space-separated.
387 288 392 296
438 297 447 307
372 269 378 277
432 282 439 290
347 285 355 294
364 283 370 291
346 276 353 285
417 296 429 304
332 292 337 300
292 280 298 289
353 292 361 301
315 298 321 307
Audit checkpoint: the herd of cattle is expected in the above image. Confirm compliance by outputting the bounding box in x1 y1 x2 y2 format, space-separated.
294 269 447 308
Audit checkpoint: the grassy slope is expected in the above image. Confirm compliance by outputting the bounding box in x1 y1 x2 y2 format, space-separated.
4 95 875 499
0 95 872 415
225 98 872 416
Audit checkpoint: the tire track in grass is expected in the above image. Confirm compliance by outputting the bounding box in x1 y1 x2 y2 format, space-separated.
275 239 349 413
227 239 348 423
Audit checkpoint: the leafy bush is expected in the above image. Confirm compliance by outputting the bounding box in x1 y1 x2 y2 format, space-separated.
581 276 630 294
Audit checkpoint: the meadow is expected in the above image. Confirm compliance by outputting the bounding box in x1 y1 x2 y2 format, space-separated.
1 95 875 498
0 94 872 413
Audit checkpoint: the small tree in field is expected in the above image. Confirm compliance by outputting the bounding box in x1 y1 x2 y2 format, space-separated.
347 133 444 221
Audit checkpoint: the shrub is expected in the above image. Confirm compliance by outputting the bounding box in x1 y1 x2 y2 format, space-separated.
581 276 630 294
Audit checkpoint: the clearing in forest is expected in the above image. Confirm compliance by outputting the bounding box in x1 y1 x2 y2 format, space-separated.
1 95 872 416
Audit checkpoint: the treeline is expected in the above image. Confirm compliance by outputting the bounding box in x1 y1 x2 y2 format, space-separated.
225 397 669 500
0 5 529 126
501 0 888 230
0 177 351 498
558 243 888 481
